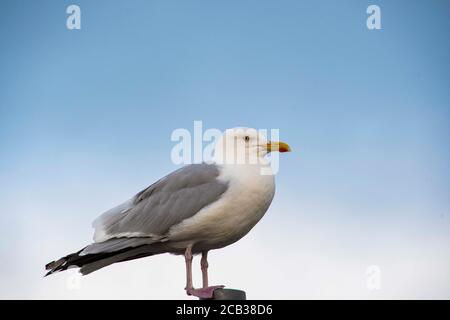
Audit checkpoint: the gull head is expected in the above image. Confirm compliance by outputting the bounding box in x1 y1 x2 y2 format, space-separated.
213 127 291 165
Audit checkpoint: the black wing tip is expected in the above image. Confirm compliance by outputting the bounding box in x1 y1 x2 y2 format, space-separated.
44 257 69 277
43 270 53 277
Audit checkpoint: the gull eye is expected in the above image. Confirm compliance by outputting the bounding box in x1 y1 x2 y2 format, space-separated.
244 136 250 142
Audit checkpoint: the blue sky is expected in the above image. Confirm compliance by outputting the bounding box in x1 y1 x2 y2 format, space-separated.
0 0 449 299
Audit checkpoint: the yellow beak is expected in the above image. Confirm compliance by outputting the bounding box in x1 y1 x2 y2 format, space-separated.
266 141 291 153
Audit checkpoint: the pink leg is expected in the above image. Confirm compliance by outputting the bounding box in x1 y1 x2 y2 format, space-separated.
184 244 194 292
184 247 224 299
201 251 209 288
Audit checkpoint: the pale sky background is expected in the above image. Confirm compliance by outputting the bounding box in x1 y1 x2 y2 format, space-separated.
1 0 449 299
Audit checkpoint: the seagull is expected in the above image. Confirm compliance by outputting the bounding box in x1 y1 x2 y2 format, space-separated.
45 127 291 298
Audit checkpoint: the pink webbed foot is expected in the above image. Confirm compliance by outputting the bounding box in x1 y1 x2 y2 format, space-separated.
186 285 225 299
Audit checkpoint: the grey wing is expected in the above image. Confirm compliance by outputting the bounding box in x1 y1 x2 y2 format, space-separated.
92 163 228 243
